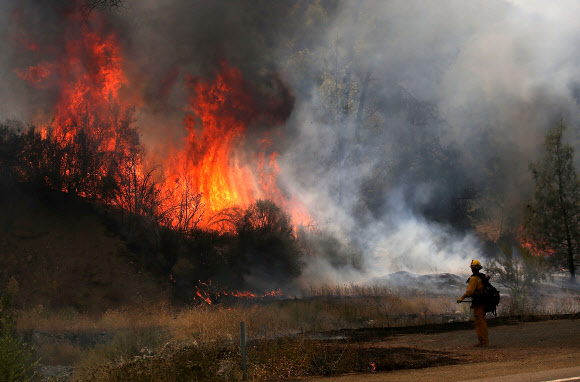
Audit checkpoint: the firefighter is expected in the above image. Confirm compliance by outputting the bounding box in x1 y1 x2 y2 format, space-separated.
457 259 489 347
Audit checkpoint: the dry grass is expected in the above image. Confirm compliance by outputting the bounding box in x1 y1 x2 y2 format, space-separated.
14 283 580 381
17 288 459 342
36 342 83 366
497 289 580 318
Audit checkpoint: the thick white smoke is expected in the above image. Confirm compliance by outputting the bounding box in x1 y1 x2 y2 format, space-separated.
277 0 580 281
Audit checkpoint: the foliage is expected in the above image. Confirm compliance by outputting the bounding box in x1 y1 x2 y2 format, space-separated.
523 122 580 281
168 229 239 300
0 122 22 176
487 245 549 293
106 200 306 301
234 200 305 288
11 106 141 205
487 244 550 315
0 292 39 381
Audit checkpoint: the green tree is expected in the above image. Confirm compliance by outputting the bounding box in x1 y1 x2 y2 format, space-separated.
524 122 580 281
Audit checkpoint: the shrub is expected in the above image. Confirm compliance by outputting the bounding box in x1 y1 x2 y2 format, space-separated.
487 244 550 316
233 200 305 289
0 293 39 381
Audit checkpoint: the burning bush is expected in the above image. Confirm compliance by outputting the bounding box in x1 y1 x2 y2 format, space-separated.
14 107 140 203
166 200 305 303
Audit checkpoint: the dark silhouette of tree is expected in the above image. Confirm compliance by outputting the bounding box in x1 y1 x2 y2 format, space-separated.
81 0 126 19
234 200 304 288
168 175 205 235
17 126 64 190
113 160 161 218
13 105 143 209
0 122 22 178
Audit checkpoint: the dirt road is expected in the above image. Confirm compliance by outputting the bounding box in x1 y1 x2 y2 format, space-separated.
298 318 580 381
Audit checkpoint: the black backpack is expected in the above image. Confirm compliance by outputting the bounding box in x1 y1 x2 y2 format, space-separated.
469 273 501 316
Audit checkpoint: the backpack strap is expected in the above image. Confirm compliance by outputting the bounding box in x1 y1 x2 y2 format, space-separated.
478 273 490 284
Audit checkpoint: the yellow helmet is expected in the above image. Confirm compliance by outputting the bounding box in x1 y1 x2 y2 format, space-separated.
470 259 483 270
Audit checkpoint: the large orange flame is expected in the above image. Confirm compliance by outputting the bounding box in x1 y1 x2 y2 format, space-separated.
14 9 138 200
15 7 310 232
16 12 127 142
182 62 258 215
161 61 310 231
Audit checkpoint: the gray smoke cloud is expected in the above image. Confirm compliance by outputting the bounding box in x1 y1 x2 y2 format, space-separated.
276 0 580 282
2 0 580 284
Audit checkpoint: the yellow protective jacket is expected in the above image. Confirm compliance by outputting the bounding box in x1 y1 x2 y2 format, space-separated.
462 274 484 306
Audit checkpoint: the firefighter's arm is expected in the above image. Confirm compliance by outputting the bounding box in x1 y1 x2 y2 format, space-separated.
457 276 478 303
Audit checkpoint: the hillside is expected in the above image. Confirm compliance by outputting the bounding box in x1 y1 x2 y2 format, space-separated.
0 180 168 313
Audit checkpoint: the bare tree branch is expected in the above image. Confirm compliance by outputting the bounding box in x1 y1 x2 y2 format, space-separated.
81 0 126 20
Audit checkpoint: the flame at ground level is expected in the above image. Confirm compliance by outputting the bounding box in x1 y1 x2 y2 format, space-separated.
517 227 555 257
193 280 289 305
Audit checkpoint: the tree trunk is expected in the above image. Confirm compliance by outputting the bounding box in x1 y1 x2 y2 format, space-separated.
555 140 576 282
569 244 576 280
